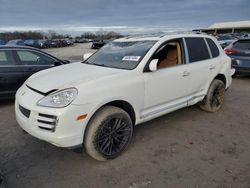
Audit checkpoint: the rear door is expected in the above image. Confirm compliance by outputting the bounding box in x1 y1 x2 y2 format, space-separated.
0 49 24 96
183 37 213 104
14 50 56 84
205 38 221 78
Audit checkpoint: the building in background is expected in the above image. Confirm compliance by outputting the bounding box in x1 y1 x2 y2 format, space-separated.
194 20 250 35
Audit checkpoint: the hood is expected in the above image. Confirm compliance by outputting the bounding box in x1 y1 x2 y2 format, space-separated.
26 62 125 93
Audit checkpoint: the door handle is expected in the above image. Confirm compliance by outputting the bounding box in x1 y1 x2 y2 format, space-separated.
209 65 216 70
182 71 190 77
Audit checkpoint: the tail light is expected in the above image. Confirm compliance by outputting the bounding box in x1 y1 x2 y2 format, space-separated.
224 48 238 55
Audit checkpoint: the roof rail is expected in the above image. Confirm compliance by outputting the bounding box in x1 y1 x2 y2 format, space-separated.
121 30 209 40
125 32 167 39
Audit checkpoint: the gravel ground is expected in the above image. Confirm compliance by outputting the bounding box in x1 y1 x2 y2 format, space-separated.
0 45 250 188
44 43 97 62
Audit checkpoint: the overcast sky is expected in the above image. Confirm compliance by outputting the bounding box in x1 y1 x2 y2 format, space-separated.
0 0 249 35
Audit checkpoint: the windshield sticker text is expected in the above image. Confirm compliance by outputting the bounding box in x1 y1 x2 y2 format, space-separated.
122 56 141 62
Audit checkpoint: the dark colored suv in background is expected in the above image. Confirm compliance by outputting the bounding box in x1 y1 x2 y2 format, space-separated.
0 46 68 99
225 38 250 76
91 39 108 49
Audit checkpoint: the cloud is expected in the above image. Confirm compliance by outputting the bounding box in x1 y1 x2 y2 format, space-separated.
0 0 249 34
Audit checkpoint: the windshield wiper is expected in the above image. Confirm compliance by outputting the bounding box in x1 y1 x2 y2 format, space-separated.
84 61 91 64
84 61 112 68
86 62 108 67
93 63 108 67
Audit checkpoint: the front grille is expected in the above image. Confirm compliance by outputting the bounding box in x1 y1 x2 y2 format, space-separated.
19 105 31 118
37 113 57 132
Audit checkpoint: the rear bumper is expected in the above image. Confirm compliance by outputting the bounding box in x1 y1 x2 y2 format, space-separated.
231 68 236 76
232 66 250 75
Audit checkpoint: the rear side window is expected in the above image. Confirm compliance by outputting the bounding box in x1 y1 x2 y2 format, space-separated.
185 38 210 63
0 50 15 65
233 40 250 50
206 38 220 58
16 50 55 65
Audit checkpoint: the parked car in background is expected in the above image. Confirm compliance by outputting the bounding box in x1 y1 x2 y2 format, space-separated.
65 39 74 46
0 40 7 45
6 39 25 46
51 39 67 48
0 46 69 99
225 38 250 76
91 39 108 49
216 34 238 49
50 40 60 48
33 39 52 49
75 38 88 43
232 32 249 39
15 33 234 161
24 39 36 47
60 39 68 47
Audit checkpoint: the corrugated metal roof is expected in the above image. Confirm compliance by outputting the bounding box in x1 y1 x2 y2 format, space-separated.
209 20 250 29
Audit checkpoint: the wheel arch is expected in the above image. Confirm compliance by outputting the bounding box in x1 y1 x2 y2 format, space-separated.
214 73 227 86
86 100 137 127
203 73 227 100
83 99 137 144
105 100 136 125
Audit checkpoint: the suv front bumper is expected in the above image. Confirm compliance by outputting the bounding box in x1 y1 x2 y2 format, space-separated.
15 85 89 148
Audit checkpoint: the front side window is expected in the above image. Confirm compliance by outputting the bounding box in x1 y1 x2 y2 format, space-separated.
185 38 210 63
84 41 156 70
0 50 15 65
152 40 183 69
16 50 55 65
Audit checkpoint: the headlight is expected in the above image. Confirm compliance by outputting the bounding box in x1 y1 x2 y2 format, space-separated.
37 88 78 108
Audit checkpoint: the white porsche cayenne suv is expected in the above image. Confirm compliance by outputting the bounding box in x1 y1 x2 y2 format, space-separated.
15 33 234 161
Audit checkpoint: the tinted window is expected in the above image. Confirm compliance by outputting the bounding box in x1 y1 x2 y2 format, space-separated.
185 38 210 63
16 50 55 65
0 50 14 65
206 38 220 58
233 40 250 50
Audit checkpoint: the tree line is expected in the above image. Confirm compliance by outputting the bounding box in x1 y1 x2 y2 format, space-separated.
0 31 124 41
78 31 124 40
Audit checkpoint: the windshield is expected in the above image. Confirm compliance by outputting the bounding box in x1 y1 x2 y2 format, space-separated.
84 41 156 70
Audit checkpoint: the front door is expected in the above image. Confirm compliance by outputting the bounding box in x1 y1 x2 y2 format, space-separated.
183 37 215 104
142 39 190 120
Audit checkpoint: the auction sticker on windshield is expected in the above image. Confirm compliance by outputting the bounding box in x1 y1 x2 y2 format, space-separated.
122 56 141 61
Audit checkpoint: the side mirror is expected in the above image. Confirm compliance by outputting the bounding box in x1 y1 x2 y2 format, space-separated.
83 53 93 61
149 59 158 72
54 61 62 66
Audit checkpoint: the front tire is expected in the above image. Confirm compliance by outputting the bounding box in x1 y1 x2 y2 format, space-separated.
199 79 225 113
84 106 133 161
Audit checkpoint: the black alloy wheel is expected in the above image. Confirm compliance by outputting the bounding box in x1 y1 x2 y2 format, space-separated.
97 116 133 157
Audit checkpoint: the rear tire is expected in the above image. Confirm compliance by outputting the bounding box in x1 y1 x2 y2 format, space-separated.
199 79 225 113
84 106 133 161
